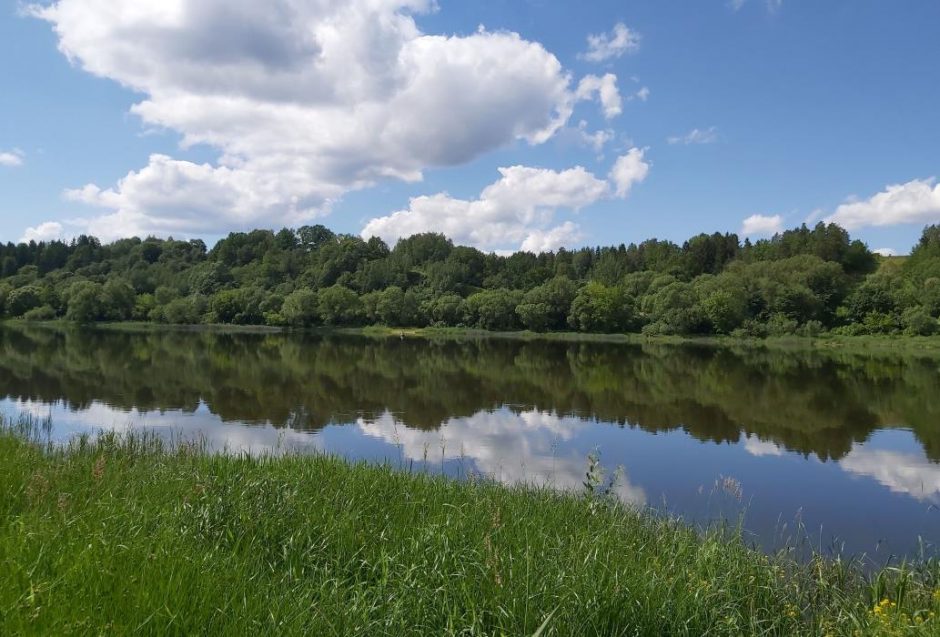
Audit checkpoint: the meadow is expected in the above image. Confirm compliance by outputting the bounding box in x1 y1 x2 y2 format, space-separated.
2 418 939 636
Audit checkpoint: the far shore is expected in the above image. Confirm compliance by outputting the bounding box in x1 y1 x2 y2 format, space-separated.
5 318 940 355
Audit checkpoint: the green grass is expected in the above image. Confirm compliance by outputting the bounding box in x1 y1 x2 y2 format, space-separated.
2 422 940 635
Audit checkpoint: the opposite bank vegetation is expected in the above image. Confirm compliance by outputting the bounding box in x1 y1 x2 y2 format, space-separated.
4 222 940 340
2 420 939 636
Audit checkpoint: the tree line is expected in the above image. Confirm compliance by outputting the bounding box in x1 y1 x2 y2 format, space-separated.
1 222 939 336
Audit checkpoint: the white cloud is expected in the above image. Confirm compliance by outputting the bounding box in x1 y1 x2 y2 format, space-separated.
729 0 782 12
580 23 641 63
635 86 650 102
576 73 622 119
741 214 783 237
28 0 617 240
362 163 611 252
873 248 898 257
0 149 24 167
609 148 650 198
20 221 64 244
520 222 584 253
361 149 649 252
667 126 719 145
63 153 325 239
574 121 615 153
823 178 940 231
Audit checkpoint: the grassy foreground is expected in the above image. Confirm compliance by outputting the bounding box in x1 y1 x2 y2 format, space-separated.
2 427 940 636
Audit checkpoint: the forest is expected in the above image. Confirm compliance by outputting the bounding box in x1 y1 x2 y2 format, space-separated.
1 222 940 337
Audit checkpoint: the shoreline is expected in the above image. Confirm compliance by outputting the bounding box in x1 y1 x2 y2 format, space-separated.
3 425 939 635
6 318 940 356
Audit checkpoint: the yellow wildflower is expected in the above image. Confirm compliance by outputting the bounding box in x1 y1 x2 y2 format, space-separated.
872 598 896 617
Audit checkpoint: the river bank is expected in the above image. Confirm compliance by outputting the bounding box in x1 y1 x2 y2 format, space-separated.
2 421 938 635
6 318 940 357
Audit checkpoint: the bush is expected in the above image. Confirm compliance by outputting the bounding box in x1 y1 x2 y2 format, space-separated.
6 285 43 317
162 296 208 325
464 289 523 331
861 311 900 335
765 313 798 336
796 320 824 337
902 306 938 336
641 281 704 334
515 277 577 332
209 288 265 325
280 289 320 327
317 285 364 326
21 305 57 321
424 293 465 326
64 281 104 323
568 282 636 334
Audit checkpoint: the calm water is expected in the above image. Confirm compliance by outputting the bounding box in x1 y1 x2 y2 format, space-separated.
2 324 939 559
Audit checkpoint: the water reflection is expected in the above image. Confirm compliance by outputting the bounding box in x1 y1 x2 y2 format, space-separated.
841 445 940 504
2 324 940 556
7 398 326 455
356 409 648 505
741 434 785 458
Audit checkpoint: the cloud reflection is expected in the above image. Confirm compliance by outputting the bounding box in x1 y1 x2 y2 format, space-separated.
357 408 647 506
841 447 940 503
3 398 324 456
741 434 784 457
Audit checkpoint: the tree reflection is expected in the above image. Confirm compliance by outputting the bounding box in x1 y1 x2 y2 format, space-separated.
1 324 939 462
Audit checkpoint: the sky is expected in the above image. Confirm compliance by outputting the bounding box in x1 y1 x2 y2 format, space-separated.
1 0 939 256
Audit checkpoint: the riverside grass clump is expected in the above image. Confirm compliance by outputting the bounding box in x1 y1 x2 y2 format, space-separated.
2 423 940 635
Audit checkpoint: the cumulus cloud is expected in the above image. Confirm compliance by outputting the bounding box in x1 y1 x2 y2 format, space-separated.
576 73 623 119
63 154 325 239
28 0 617 240
363 149 649 252
580 23 641 63
609 148 650 198
823 178 940 231
740 214 783 237
362 163 610 252
20 221 64 244
0 149 24 167
667 126 719 145
520 222 584 253
873 248 898 257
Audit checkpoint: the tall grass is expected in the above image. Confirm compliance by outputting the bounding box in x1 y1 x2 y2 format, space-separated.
1 418 938 635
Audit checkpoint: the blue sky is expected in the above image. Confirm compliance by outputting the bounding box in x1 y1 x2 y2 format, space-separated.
1 0 939 255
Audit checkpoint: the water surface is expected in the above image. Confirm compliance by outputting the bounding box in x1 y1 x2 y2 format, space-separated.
2 324 939 559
